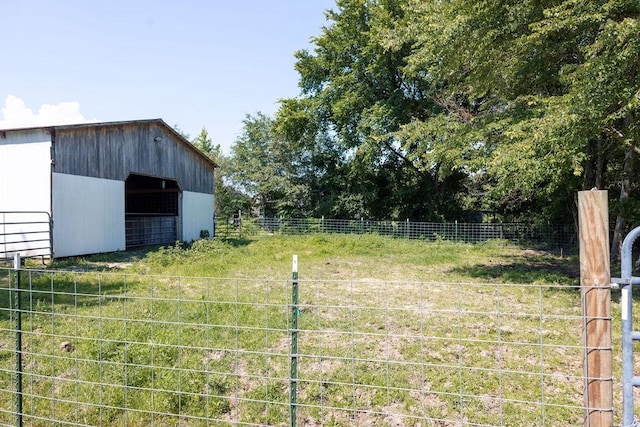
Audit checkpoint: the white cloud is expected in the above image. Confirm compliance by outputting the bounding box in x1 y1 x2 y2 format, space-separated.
0 95 98 129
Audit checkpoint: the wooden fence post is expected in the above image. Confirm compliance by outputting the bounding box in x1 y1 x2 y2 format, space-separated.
578 190 613 426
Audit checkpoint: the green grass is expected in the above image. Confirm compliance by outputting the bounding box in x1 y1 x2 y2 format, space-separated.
46 234 580 284
1 234 630 426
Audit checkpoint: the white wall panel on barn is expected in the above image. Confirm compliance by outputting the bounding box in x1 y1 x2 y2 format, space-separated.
0 132 53 259
52 173 126 257
0 133 51 212
182 191 214 241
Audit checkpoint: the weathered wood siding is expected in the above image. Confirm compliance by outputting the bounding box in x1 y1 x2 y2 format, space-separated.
53 121 214 194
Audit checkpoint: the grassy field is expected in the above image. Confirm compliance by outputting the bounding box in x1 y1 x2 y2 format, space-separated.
50 234 579 284
1 234 627 426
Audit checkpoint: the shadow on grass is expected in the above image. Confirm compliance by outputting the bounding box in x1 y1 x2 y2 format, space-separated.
48 245 167 271
46 237 255 272
215 237 255 248
0 269 136 321
448 253 580 286
0 237 261 320
449 254 640 306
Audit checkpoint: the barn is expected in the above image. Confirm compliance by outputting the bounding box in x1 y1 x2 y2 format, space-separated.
0 119 216 258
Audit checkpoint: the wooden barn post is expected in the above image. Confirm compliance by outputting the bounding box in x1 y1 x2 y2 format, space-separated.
578 190 613 426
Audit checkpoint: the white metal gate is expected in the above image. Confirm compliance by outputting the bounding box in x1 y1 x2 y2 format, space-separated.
0 211 52 261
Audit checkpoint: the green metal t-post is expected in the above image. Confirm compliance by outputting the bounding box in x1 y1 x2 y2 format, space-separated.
14 253 23 427
290 255 299 427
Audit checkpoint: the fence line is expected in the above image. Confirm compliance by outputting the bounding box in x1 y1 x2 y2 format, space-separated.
215 217 576 250
0 264 614 426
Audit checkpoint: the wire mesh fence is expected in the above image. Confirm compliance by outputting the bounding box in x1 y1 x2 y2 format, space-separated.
0 265 623 426
215 217 576 251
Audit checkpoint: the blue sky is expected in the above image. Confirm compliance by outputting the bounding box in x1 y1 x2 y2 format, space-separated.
0 0 335 152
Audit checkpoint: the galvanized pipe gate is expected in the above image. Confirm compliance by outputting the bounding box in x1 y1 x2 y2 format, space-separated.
615 225 640 426
0 211 52 261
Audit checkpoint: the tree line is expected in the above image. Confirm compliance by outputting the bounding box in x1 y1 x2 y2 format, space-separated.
191 0 639 256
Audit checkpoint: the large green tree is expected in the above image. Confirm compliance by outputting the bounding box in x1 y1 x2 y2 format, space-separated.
190 127 251 222
228 113 311 217
192 127 214 154
226 0 639 241
278 0 468 220
386 0 640 230
446 1 634 243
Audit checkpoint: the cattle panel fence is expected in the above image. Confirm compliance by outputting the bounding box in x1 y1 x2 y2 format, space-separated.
216 217 576 251
1 263 629 426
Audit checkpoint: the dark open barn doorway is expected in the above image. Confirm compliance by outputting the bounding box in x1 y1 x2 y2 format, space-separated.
125 174 181 247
